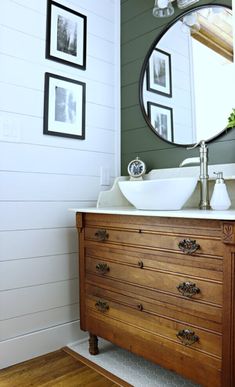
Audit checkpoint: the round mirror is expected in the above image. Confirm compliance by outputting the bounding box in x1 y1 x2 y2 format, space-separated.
139 4 234 146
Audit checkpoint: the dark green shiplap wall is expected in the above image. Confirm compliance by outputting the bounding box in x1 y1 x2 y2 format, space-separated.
121 0 233 174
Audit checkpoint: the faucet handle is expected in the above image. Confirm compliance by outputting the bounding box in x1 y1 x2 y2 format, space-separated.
179 157 200 167
187 140 206 150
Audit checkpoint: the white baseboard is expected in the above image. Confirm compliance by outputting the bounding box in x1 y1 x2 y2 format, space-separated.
0 320 87 369
68 335 89 348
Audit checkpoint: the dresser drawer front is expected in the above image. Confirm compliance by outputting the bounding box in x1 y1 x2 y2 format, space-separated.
85 313 221 387
83 214 222 239
86 245 223 282
84 226 223 257
86 256 222 306
86 283 222 332
86 292 222 358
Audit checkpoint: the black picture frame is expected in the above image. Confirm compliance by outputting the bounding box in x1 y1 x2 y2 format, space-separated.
43 72 86 140
46 0 87 70
147 102 174 142
146 48 172 97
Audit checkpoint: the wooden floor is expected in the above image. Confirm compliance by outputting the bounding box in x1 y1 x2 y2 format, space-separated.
0 347 132 387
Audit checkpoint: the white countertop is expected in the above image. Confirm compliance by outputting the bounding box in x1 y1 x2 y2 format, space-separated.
71 207 235 220
71 165 235 221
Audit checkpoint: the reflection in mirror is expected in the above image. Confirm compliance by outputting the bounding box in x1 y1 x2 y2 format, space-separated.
140 5 234 146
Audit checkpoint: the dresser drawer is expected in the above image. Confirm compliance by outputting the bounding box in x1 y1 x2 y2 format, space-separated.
86 245 223 282
86 290 222 359
86 283 221 332
86 255 222 306
85 226 223 257
82 213 222 240
85 309 221 387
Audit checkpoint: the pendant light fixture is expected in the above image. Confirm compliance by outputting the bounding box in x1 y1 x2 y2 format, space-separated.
153 0 200 18
152 0 174 18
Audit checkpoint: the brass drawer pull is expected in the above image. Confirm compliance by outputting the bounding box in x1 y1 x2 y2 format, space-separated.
96 263 110 274
138 260 144 269
176 329 199 346
95 300 109 313
178 239 200 254
177 281 200 298
94 229 109 241
137 303 143 311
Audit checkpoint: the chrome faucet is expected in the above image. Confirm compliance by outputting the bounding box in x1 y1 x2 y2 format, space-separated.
179 140 211 210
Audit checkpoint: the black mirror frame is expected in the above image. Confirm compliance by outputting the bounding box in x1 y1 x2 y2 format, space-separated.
139 3 232 147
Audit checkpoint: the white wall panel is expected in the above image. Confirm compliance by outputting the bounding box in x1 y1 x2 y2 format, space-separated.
0 202 92 230
88 35 115 64
0 321 86 369
0 228 77 261
0 143 115 175
0 83 43 116
0 25 45 62
86 82 115 108
0 55 45 90
8 0 115 23
8 0 46 14
0 279 78 320
0 112 115 151
0 1 46 36
0 304 79 341
86 103 115 130
86 15 115 42
0 51 115 92
0 173 100 201
87 58 116 85
66 0 115 22
0 0 120 368
0 253 77 290
0 60 115 109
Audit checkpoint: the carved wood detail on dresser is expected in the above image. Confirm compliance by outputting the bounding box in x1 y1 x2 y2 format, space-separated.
76 212 235 387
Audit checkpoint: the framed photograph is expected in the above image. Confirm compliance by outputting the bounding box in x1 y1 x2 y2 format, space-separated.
147 102 173 142
43 72 86 140
46 0 87 70
146 48 172 97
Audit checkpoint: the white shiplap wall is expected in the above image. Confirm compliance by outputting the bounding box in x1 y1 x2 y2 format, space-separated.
0 0 120 368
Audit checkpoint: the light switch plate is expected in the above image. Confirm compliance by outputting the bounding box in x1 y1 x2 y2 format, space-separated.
100 166 111 186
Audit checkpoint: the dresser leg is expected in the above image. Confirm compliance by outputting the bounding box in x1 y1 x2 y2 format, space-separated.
89 333 99 355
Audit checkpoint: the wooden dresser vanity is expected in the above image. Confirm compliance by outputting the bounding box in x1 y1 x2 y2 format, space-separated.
76 210 235 387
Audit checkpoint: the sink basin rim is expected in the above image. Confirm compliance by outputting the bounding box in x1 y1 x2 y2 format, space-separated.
118 177 198 211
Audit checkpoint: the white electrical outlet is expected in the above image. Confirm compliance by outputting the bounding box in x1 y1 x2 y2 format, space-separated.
100 166 111 186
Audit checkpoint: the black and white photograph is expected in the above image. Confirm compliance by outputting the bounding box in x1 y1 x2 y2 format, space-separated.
147 102 173 141
46 0 87 69
43 72 86 139
147 48 172 97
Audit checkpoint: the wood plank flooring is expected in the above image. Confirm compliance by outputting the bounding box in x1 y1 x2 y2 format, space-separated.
0 347 132 387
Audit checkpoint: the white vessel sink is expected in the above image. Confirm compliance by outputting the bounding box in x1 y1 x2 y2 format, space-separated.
118 177 198 210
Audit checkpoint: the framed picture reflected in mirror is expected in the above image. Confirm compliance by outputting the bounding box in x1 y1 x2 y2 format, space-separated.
147 101 173 142
146 48 172 97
